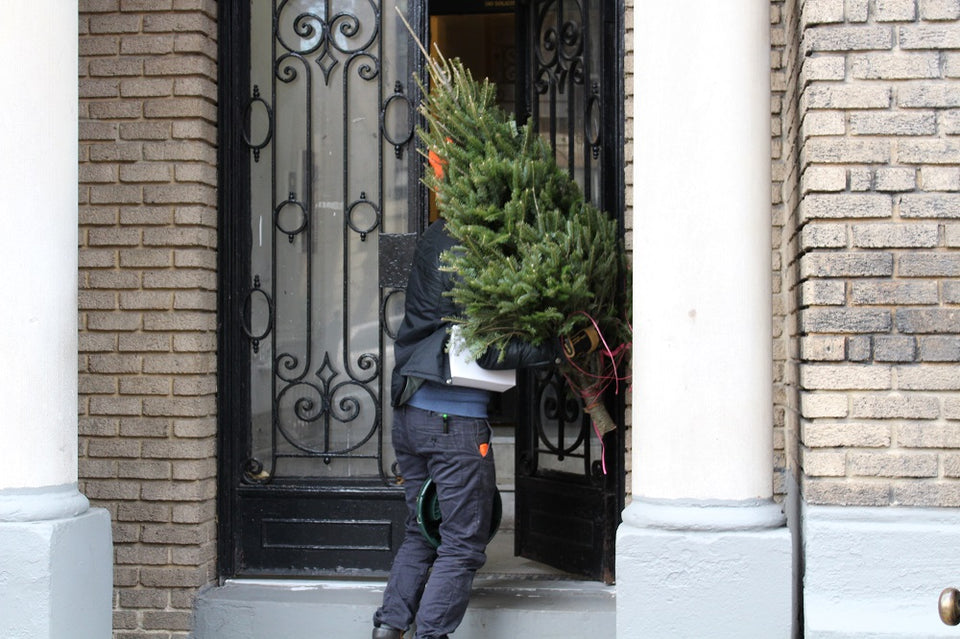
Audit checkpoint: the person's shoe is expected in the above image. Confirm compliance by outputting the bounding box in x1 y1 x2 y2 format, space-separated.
372 625 404 639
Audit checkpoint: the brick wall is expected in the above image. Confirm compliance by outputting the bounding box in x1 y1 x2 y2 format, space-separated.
772 0 792 498
788 0 960 506
78 1 219 636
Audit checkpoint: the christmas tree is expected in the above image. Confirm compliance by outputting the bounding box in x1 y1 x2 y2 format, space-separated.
409 31 630 436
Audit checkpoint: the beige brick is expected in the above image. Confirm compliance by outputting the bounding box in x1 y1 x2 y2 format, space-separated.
802 111 847 138
118 334 171 353
143 227 216 248
900 193 960 217
851 393 940 418
802 336 848 361
800 193 893 220
172 417 216 438
899 422 960 447
144 55 216 78
172 459 216 481
897 365 960 390
143 269 216 290
801 391 849 417
900 24 960 49
84 268 136 290
119 417 171 438
119 248 173 268
173 375 217 396
143 311 216 331
140 479 215 502
173 290 216 311
120 208 175 226
946 397 960 419
802 138 891 164
80 249 119 269
803 478 891 505
921 166 960 191
803 450 847 476
938 109 960 134
88 353 143 374
119 376 171 395
801 307 892 333
920 0 960 20
875 0 919 20
801 56 846 84
944 454 960 477
851 222 938 247
801 280 846 306
800 222 847 249
119 291 174 310
803 84 892 109
120 78 175 98
803 422 891 447
849 452 938 477
803 25 894 53
849 280 939 305
79 373 118 394
89 396 144 417
142 396 216 417
139 566 209 589
851 53 938 80
142 13 216 34
172 333 216 352
802 0 846 25
142 354 216 374
893 481 960 506
120 34 175 55
119 124 172 143
874 167 918 191
88 14 141 34
801 364 893 390
800 252 894 277
802 166 847 193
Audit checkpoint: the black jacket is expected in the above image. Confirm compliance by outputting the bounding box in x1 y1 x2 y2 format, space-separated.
391 220 560 406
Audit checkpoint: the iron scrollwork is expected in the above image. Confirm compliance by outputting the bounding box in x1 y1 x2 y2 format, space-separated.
527 0 607 484
241 0 411 485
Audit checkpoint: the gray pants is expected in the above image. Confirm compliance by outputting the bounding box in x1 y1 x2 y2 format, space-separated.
374 405 496 639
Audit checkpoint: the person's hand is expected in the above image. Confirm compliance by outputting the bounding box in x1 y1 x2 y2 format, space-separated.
561 326 600 359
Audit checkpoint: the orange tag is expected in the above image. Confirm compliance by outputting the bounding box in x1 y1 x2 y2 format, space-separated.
478 443 489 458
428 149 446 179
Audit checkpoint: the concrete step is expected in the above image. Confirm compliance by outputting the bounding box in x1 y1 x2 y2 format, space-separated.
192 576 615 638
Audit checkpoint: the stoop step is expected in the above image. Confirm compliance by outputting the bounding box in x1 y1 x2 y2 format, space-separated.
192 576 615 638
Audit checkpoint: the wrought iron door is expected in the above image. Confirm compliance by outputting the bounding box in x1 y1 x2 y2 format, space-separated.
514 0 625 584
218 0 623 580
219 0 422 576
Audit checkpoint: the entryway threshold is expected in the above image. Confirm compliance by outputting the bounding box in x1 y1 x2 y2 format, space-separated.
192 575 615 638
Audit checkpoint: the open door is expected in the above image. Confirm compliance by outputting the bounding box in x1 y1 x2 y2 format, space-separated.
513 0 625 584
430 0 625 584
217 0 623 581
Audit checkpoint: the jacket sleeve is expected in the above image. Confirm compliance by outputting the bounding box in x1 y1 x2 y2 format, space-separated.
474 336 562 371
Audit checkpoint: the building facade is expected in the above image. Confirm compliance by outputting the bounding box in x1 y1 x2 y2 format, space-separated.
1 0 960 637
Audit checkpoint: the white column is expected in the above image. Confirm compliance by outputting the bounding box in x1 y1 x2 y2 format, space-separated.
617 2 793 637
0 5 112 638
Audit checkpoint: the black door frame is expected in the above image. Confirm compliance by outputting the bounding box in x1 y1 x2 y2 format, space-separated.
216 0 625 581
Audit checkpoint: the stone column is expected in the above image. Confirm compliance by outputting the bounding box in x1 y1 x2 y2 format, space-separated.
617 2 793 636
0 5 112 638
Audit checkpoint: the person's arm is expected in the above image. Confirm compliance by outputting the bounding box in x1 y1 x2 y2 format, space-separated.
473 326 600 370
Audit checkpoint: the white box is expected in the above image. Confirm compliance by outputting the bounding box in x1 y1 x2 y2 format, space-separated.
447 325 516 392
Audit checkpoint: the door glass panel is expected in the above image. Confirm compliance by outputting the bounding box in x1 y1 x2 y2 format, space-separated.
245 0 413 482
528 0 605 480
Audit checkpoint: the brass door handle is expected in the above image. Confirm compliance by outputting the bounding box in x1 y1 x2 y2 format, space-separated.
941 588 960 625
